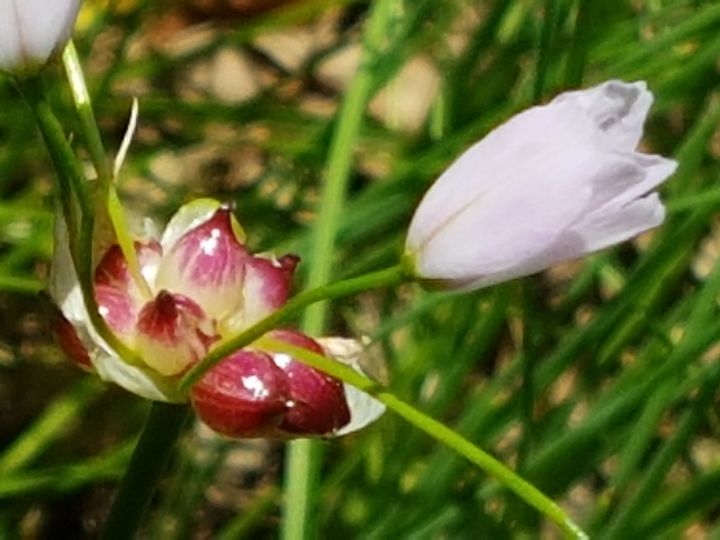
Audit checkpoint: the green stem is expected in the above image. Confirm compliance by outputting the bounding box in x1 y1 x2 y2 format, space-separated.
102 403 189 540
262 339 588 540
104 265 404 539
179 264 409 392
282 1 399 537
62 40 151 298
62 41 113 184
17 74 140 364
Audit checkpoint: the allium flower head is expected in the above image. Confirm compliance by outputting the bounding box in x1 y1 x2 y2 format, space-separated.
0 0 81 74
405 80 677 291
51 198 384 438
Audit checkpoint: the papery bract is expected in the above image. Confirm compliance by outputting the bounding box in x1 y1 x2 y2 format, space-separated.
405 80 677 291
0 0 81 74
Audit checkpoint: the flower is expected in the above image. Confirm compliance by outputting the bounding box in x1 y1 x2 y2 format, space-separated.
404 80 677 291
51 198 384 438
0 0 82 74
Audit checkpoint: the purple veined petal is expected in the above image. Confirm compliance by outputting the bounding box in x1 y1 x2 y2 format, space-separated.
95 241 163 289
191 349 289 438
240 254 299 329
317 337 386 436
550 80 652 151
155 208 250 321
134 291 217 376
269 329 351 436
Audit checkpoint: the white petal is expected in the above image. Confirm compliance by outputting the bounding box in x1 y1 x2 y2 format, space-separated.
336 384 387 436
405 80 674 291
587 153 676 215
0 3 21 72
0 0 81 73
317 337 386 436
572 193 665 253
408 100 602 285
551 80 652 151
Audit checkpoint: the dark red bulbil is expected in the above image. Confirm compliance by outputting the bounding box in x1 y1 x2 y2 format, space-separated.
272 329 351 435
52 311 93 372
191 350 290 437
191 329 351 438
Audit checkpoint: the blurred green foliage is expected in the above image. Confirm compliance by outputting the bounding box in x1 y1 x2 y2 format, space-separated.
1 0 720 537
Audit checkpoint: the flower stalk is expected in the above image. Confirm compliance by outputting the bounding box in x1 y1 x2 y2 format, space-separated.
15 75 136 362
102 402 189 540
62 40 150 298
179 264 410 392
262 339 588 540
281 0 401 536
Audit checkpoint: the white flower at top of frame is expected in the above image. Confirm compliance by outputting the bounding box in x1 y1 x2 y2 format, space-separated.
0 0 81 74
405 80 677 291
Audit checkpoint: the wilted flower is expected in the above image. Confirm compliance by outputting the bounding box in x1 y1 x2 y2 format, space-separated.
405 80 677 291
51 198 384 438
0 0 81 74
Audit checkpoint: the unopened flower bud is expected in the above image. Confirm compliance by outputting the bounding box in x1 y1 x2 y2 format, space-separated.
405 80 677 292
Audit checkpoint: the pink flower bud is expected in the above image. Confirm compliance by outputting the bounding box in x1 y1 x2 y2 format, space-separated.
191 329 353 437
405 80 677 291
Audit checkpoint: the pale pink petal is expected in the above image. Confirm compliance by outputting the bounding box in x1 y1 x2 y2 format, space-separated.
573 194 665 253
551 80 651 151
405 80 676 291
